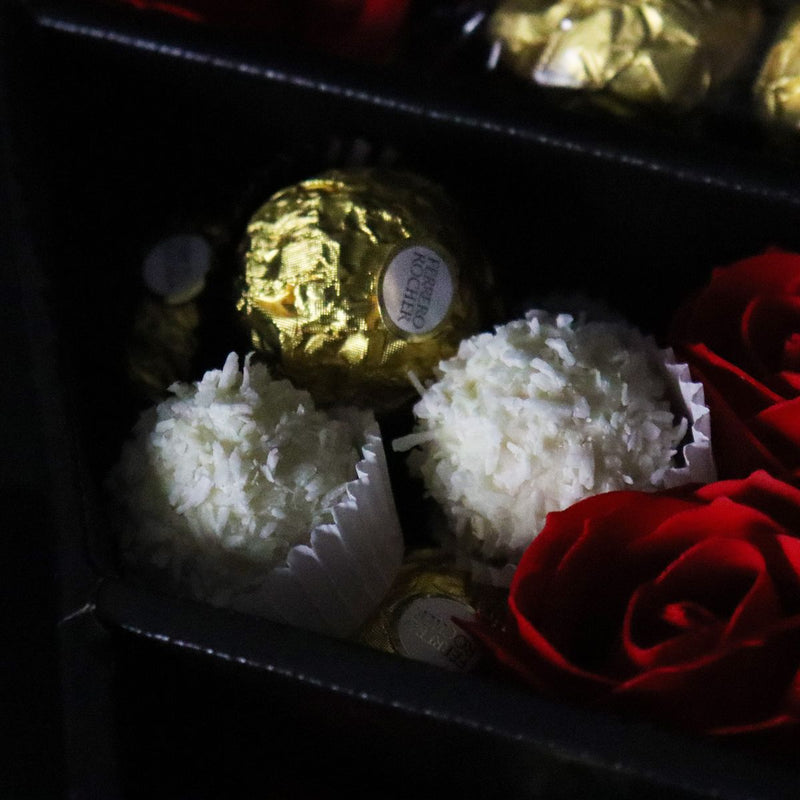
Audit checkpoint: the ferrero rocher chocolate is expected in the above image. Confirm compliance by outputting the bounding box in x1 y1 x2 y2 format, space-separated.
127 298 200 402
237 169 488 410
127 234 213 401
488 0 762 112
754 8 800 132
357 549 482 672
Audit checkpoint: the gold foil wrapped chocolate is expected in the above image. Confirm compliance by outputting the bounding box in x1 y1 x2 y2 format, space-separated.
238 169 487 410
127 299 199 402
358 549 483 672
754 8 800 132
127 234 213 401
488 0 762 112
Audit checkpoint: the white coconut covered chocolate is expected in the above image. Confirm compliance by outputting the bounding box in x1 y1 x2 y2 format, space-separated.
394 309 712 584
108 352 404 637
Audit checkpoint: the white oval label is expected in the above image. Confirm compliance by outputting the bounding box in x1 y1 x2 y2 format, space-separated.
379 245 454 337
143 234 212 303
393 595 479 672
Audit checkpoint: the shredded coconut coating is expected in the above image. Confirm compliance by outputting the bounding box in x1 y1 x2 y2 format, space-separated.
395 310 686 564
108 352 363 606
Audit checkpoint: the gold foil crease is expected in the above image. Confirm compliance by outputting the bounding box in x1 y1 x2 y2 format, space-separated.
488 0 762 112
238 169 486 410
754 8 800 131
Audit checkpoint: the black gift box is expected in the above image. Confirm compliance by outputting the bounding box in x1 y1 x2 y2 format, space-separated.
4 1 800 796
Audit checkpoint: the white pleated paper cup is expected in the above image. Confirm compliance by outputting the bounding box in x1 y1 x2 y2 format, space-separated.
658 347 716 488
418 346 716 591
394 312 718 592
453 349 716 590
110 353 405 640
225 422 405 638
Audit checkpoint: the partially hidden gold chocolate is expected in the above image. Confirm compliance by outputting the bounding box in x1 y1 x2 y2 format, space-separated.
488 0 762 112
358 549 483 672
127 234 214 402
754 7 800 132
127 298 200 402
237 169 488 410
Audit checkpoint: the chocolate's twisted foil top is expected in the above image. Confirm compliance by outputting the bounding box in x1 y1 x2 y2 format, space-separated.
754 7 800 131
488 0 762 112
238 169 487 410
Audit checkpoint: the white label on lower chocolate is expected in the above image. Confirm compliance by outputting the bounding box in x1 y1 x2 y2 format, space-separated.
143 234 212 304
393 595 479 672
380 245 454 336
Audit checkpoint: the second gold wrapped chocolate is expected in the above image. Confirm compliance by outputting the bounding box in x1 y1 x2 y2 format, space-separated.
754 7 800 132
238 169 488 410
488 0 762 112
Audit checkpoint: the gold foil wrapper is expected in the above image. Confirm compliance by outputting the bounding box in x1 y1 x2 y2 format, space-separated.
488 0 762 112
126 297 200 402
357 549 483 671
237 169 487 410
754 8 800 131
126 233 215 402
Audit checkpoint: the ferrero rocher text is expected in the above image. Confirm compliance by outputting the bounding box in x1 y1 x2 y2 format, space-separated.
237 169 487 409
488 0 762 112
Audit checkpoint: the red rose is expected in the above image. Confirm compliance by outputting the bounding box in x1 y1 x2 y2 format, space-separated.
670 249 800 483
109 0 410 62
303 0 411 62
470 472 800 736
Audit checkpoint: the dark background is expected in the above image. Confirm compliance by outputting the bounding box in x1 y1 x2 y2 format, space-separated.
4 1 800 796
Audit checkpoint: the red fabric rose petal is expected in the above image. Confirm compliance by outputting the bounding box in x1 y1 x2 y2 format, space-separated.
462 613 609 698
468 472 800 738
679 351 791 481
670 250 800 483
116 0 205 20
506 603 618 698
511 492 647 593
783 332 800 375
709 714 799 741
680 342 784 413
716 249 800 298
696 471 800 534
622 534 780 671
672 249 800 340
741 295 800 395
671 251 800 362
624 489 786 587
513 493 697 667
612 618 800 733
755 397 800 473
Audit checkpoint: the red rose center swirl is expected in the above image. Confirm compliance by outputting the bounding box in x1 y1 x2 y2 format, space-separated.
622 537 773 671
782 332 800 383
741 295 800 395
